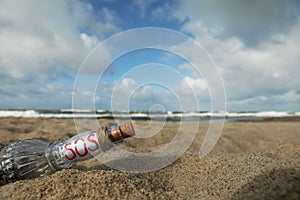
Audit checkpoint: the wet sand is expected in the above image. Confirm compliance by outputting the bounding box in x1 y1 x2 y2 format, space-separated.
0 117 299 199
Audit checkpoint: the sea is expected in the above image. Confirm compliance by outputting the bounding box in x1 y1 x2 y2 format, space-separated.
0 109 299 122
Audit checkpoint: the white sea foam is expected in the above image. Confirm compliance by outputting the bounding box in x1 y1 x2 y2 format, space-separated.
0 110 299 120
0 110 40 117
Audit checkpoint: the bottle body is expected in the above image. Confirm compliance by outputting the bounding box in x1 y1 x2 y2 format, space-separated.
0 139 53 185
0 121 135 185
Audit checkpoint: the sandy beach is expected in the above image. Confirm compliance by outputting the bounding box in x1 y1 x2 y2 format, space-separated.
0 117 299 199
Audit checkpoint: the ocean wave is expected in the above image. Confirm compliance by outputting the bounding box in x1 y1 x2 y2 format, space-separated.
0 110 299 120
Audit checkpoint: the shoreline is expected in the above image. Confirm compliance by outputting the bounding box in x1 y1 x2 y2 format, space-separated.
1 115 300 122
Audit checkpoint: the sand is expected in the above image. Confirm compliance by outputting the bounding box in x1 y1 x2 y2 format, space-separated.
0 117 299 199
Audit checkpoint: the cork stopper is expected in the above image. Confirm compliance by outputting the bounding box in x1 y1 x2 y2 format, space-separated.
119 121 135 138
105 121 135 142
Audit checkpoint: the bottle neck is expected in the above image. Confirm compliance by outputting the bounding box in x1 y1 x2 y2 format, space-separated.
45 141 73 172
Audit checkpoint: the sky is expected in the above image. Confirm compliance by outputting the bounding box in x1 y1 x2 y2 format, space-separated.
0 0 300 111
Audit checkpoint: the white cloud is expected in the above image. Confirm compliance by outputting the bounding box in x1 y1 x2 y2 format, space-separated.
172 76 209 110
1 0 299 111
174 0 299 47
173 77 207 97
0 0 118 78
111 78 171 110
0 0 119 108
132 0 158 18
80 33 99 49
109 76 207 111
164 0 300 111
111 78 137 110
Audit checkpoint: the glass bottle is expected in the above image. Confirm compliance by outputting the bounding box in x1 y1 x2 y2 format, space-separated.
0 121 135 185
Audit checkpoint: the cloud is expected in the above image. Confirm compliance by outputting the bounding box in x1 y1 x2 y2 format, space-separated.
176 20 300 110
80 33 99 49
0 81 73 109
173 0 300 47
0 0 118 78
110 76 206 111
0 0 119 108
111 78 168 110
150 0 300 111
111 78 137 110
132 0 158 18
173 77 207 98
220 23 300 101
2 0 300 111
